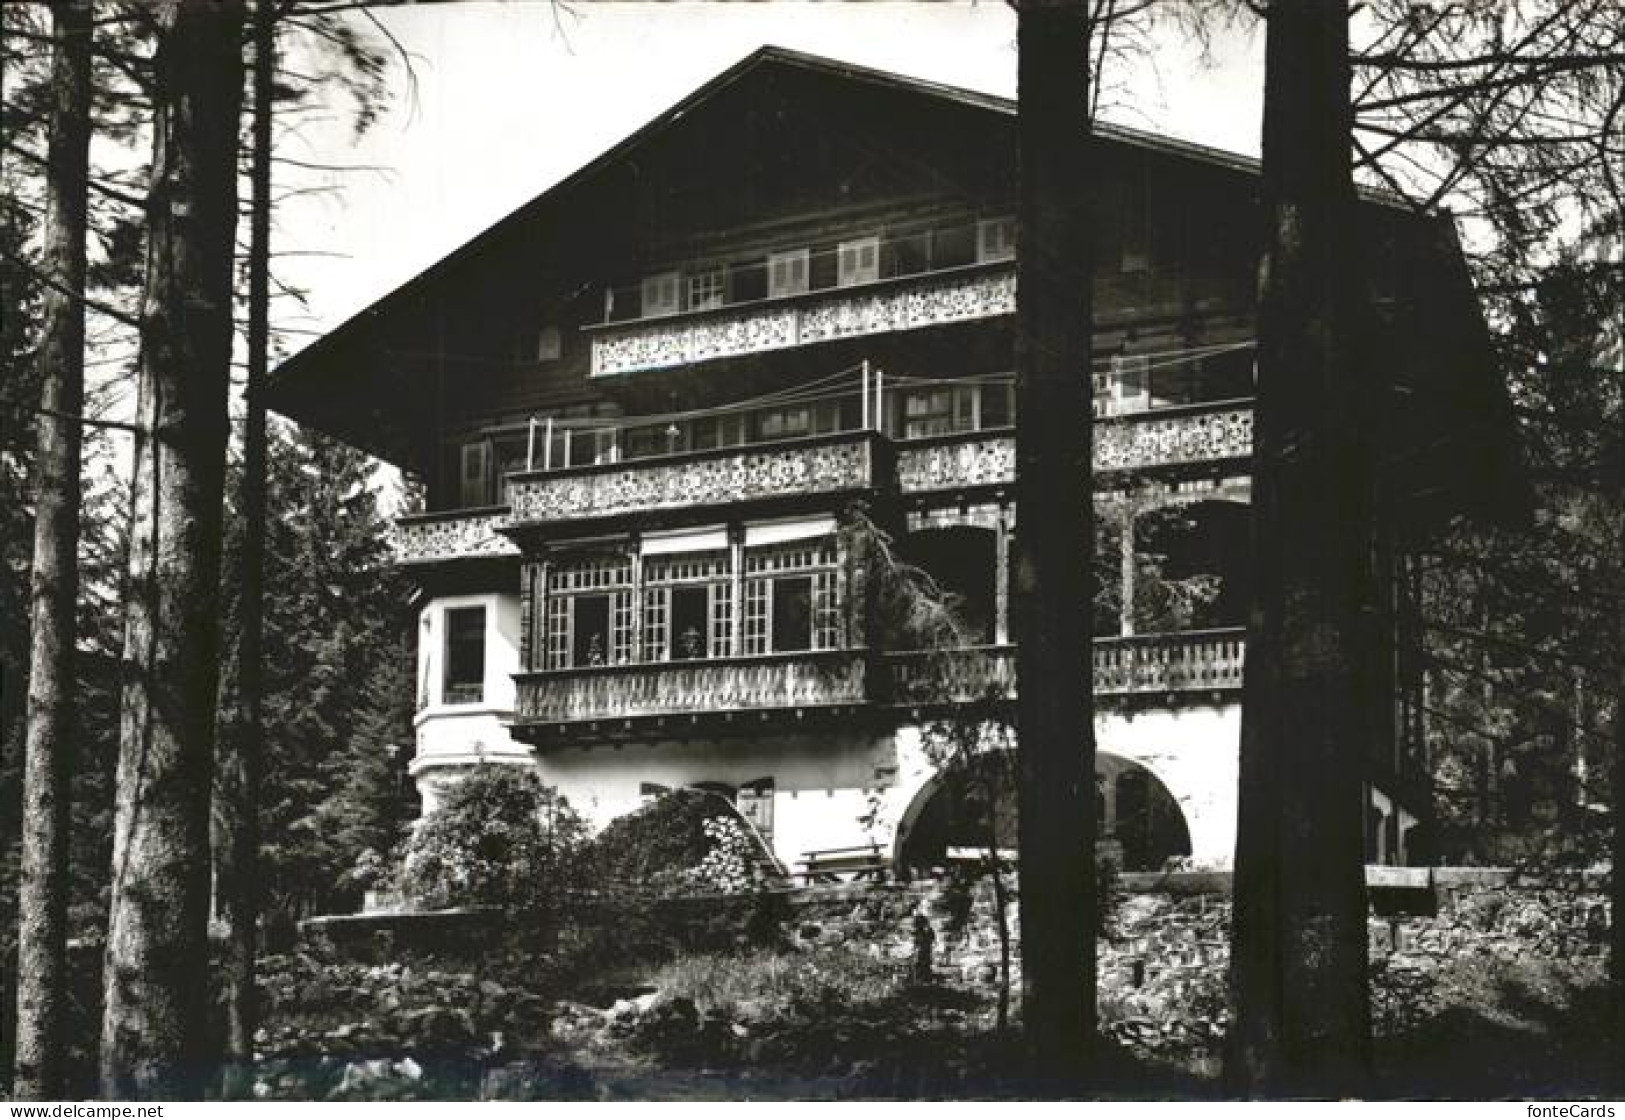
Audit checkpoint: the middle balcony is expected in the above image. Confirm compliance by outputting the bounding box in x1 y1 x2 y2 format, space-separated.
504 430 884 532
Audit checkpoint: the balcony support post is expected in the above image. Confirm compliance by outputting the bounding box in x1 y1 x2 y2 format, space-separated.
728 524 745 656
995 502 1012 646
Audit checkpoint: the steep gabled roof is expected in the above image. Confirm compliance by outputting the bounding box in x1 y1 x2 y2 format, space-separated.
267 44 1287 396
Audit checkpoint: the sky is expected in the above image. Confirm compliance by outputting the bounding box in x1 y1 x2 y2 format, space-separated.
273 0 1264 358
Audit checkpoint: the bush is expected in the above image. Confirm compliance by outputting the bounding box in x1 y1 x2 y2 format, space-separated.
587 788 775 895
398 765 585 912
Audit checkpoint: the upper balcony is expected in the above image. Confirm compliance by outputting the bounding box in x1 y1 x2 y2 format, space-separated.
586 217 1019 378
587 262 1016 377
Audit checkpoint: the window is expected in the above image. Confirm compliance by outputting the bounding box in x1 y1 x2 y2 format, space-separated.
642 551 732 662
459 441 490 508
641 271 680 318
492 435 529 503
837 236 880 287
901 385 979 438
535 324 562 362
737 778 775 844
443 606 486 704
770 577 813 652
743 539 840 655
767 249 810 298
753 406 811 442
687 269 725 311
977 216 1016 263
545 555 634 669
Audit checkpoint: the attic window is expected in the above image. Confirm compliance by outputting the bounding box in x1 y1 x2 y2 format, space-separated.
977 217 1016 263
837 237 879 287
641 271 680 318
687 269 725 311
767 249 810 298
536 325 562 362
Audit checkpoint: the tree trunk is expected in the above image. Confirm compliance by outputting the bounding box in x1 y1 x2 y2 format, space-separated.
218 0 274 1100
14 0 93 1101
1612 272 1624 1066
100 0 246 1100
1013 0 1095 1090
1226 0 1373 1096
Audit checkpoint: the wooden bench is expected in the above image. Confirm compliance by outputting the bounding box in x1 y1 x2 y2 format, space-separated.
797 843 889 885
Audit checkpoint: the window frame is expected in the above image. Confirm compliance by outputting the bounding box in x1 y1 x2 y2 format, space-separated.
767 248 810 298
442 605 487 705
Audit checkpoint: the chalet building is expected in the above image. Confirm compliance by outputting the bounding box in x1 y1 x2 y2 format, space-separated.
266 48 1520 876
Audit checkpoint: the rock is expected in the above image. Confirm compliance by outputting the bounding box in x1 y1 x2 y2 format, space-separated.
395 1057 423 1081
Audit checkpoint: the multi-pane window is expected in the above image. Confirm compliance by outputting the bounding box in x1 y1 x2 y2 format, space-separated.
641 551 733 662
443 606 486 704
687 269 726 312
902 385 979 438
742 539 840 655
544 555 634 669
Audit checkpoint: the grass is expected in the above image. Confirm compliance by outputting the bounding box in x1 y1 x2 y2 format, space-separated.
648 945 910 1017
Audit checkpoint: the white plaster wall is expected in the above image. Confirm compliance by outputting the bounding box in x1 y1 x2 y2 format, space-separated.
535 731 894 869
873 703 1242 871
1096 703 1240 869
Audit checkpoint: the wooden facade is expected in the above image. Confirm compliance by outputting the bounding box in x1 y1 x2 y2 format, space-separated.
265 48 1520 871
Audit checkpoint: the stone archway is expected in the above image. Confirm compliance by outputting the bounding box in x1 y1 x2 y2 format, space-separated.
891 749 1192 876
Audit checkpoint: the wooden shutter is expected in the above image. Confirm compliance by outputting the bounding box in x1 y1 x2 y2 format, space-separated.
767 248 809 298
837 236 879 286
641 271 680 317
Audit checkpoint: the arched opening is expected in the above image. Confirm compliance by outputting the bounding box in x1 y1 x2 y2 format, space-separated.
899 526 997 644
1133 500 1250 632
894 751 1192 875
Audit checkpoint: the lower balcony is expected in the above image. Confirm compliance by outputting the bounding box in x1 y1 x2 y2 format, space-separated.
886 628 1247 707
512 650 869 734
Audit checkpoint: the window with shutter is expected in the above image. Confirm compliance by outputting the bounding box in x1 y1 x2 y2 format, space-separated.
640 271 680 317
837 236 880 287
767 249 809 298
976 217 1016 263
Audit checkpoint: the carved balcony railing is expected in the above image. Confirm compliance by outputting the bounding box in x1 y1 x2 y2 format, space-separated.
1095 399 1254 474
394 507 518 565
504 431 879 527
1093 628 1246 695
895 399 1254 494
513 651 868 728
887 628 1246 706
587 262 1016 377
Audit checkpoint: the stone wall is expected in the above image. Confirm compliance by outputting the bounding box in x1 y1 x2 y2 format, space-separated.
755 867 1612 998
305 867 1612 1003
